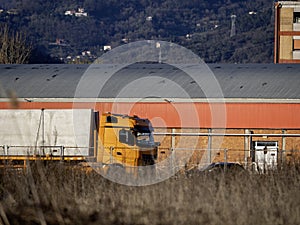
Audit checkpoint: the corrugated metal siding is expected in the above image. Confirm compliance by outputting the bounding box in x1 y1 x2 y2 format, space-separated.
1 63 300 99
1 102 299 129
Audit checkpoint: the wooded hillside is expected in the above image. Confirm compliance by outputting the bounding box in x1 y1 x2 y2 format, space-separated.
0 0 274 63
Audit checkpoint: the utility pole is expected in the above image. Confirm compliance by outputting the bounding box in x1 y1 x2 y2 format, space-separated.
230 15 237 38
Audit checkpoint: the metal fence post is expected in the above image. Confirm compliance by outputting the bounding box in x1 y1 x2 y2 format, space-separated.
110 146 114 164
171 128 176 173
281 129 286 166
4 145 8 155
208 128 212 163
224 148 228 172
170 147 175 175
60 146 65 162
244 129 250 166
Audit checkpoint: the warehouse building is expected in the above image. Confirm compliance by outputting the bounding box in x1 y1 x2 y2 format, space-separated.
0 63 299 170
274 0 300 63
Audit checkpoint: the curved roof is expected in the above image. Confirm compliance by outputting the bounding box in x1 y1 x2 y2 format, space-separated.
0 63 300 100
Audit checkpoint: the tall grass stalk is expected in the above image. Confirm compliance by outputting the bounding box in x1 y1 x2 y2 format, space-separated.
0 162 299 225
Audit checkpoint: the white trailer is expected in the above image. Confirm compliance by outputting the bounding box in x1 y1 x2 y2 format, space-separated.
0 109 95 160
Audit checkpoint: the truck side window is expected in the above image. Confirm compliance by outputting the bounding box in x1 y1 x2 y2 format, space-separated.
119 129 135 146
119 129 127 143
106 116 118 123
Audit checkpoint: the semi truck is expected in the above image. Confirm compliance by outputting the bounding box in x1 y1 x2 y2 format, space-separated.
0 109 159 172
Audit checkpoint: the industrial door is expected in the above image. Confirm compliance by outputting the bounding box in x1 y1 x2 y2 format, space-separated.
254 141 278 173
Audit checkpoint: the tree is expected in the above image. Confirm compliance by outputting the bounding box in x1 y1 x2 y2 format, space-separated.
0 25 32 64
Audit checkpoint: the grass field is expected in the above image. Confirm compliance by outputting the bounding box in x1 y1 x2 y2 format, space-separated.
0 162 299 225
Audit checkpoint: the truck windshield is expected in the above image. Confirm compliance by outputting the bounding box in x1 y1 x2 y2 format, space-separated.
137 132 154 142
133 118 158 147
135 131 155 147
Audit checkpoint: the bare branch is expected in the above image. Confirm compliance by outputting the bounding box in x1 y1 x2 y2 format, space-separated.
0 25 32 64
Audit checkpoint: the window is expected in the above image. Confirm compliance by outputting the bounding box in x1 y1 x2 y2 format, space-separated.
119 129 135 146
255 141 278 147
106 115 118 123
137 132 151 142
293 39 300 50
294 12 300 23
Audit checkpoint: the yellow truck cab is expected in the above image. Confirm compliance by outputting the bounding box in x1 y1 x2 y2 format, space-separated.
97 113 159 169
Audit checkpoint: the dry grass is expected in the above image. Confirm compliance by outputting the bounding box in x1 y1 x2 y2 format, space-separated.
0 162 300 225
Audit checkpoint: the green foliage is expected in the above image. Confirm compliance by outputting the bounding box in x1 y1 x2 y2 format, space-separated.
0 0 274 63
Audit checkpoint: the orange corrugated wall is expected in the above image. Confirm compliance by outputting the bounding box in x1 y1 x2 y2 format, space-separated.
0 102 299 129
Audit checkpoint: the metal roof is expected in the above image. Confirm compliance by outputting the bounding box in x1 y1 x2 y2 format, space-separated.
0 63 299 99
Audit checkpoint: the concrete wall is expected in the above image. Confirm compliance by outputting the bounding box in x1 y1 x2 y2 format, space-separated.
280 8 293 31
280 36 293 60
277 7 297 62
